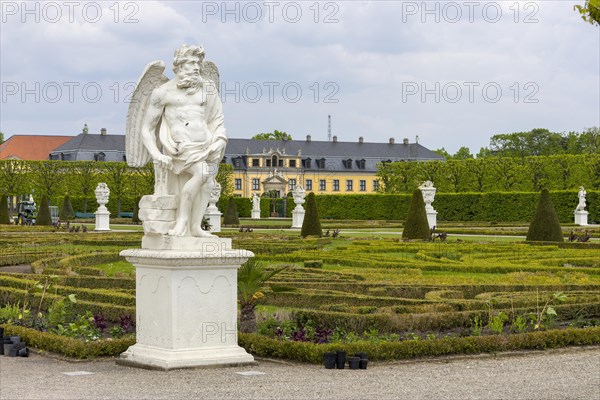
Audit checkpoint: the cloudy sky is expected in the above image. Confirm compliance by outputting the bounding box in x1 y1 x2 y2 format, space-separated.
1 0 598 153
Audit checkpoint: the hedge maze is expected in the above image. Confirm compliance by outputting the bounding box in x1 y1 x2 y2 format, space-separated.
1 228 599 361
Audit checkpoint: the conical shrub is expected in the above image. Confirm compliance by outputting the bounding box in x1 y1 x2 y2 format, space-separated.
59 194 75 220
223 197 239 225
0 195 10 224
526 189 563 242
402 189 430 240
301 192 322 238
36 196 52 226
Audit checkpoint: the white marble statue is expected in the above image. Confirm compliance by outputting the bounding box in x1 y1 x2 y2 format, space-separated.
576 186 587 211
126 44 225 238
252 193 260 210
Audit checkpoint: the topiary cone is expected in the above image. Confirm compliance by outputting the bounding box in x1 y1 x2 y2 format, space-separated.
223 197 240 225
402 189 430 240
526 188 563 242
0 194 10 224
301 192 322 238
36 196 52 226
60 194 75 221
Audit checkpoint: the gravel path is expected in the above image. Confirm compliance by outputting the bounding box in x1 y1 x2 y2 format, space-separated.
1 346 598 400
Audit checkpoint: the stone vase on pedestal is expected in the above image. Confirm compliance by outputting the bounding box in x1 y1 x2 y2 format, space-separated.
94 183 111 231
419 181 437 229
206 183 222 233
291 185 306 229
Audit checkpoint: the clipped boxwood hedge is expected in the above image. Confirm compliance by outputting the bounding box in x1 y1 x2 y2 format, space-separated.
1 324 135 359
239 326 600 363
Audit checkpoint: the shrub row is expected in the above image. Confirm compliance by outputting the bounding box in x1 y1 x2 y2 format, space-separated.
239 326 600 363
309 191 599 223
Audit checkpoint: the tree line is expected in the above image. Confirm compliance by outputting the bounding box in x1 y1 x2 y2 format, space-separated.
377 154 600 194
0 160 233 215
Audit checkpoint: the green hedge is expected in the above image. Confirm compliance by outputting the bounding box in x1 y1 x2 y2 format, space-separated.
239 326 600 363
309 191 598 223
2 324 135 359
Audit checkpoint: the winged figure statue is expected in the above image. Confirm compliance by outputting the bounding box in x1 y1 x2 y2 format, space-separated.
125 44 226 237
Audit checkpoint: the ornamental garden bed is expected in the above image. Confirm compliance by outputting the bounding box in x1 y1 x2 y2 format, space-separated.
0 229 599 361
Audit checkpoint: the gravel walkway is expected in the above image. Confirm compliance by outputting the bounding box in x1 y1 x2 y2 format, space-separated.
1 346 598 400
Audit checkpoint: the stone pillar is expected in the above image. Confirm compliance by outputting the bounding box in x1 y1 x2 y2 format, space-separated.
419 181 437 229
118 236 255 370
94 183 111 231
205 183 222 233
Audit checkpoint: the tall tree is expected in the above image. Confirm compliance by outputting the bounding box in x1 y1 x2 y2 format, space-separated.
0 131 4 144
251 130 292 140
103 162 129 217
453 146 474 160
72 161 97 213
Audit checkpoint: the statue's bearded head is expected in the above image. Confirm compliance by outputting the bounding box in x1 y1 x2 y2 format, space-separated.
173 44 205 94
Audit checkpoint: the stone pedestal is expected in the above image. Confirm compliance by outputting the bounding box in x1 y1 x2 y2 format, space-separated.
251 209 261 219
574 210 588 226
291 208 305 229
205 209 222 233
426 210 437 229
118 236 255 370
94 208 111 231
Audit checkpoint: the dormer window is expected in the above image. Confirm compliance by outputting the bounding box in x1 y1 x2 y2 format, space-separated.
94 152 105 162
317 158 326 168
343 159 353 169
303 158 312 168
356 159 366 170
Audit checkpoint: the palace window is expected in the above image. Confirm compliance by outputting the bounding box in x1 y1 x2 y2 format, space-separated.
305 179 313 190
94 152 105 162
317 158 326 169
289 179 296 191
319 179 326 191
333 180 340 191
289 159 297 168
359 180 366 191
373 180 380 191
252 158 260 167
346 180 353 191
357 159 366 170
252 178 260 190
235 179 242 190
303 158 312 168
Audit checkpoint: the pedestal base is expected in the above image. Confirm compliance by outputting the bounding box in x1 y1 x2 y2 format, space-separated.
119 237 254 370
118 343 255 370
206 210 222 233
292 208 305 229
574 210 588 226
94 209 110 231
426 210 438 229
251 209 261 219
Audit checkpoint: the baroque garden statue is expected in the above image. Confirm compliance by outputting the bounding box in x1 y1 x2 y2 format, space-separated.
126 44 225 238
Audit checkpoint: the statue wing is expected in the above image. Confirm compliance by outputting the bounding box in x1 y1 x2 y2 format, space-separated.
125 61 169 167
201 60 220 94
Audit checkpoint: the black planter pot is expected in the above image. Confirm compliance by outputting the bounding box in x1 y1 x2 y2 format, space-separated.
18 347 29 357
3 343 13 356
359 359 369 369
348 357 360 370
9 336 20 344
336 351 347 369
355 352 368 360
0 337 12 355
0 327 4 337
323 352 336 369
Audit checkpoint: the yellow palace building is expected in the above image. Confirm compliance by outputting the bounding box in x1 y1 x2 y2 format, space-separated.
224 135 443 197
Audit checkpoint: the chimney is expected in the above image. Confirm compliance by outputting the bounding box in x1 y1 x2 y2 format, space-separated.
333 135 338 143
100 128 107 136
389 138 395 145
359 136 364 144
403 138 409 145
306 134 311 142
